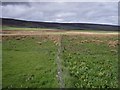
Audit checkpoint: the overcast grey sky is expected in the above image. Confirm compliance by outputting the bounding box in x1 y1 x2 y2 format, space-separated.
1 1 119 25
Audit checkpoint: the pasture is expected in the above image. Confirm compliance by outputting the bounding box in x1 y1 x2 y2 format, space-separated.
2 35 59 88
61 35 118 88
2 30 119 88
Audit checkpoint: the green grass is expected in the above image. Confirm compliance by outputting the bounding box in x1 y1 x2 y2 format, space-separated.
2 34 119 88
2 25 118 33
71 29 118 33
2 36 59 88
61 35 118 88
0 41 2 89
2 26 56 31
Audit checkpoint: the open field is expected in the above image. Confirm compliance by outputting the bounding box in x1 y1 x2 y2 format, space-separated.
1 30 118 36
0 40 2 89
62 35 118 88
2 30 119 88
2 35 59 88
2 26 57 31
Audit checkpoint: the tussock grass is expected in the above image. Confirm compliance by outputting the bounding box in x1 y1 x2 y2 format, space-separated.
62 35 118 88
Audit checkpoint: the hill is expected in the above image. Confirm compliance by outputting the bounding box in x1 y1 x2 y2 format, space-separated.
1 18 119 31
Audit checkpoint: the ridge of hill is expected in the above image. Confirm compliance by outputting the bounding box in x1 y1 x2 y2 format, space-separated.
1 18 119 31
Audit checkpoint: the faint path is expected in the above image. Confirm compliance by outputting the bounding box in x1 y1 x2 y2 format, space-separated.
1 30 118 88
56 35 64 88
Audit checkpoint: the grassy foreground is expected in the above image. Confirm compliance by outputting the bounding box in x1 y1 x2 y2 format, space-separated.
2 33 119 88
62 35 118 88
2 36 59 88
0 41 2 89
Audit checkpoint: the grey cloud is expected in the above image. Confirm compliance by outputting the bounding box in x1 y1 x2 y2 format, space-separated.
2 2 30 6
2 2 24 5
1 2 118 25
1 0 119 2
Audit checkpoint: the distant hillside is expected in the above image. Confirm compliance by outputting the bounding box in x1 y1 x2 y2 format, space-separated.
1 18 119 31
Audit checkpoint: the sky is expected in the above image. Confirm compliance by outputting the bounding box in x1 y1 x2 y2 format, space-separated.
0 0 119 25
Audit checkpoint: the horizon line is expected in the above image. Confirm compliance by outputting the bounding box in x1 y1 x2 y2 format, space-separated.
1 17 119 26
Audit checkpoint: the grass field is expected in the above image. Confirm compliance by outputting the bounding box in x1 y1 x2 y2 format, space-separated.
2 30 119 88
1 26 119 34
0 41 2 89
2 26 57 31
2 35 59 88
61 35 118 88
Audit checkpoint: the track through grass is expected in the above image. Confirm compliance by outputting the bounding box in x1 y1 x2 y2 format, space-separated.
2 32 119 88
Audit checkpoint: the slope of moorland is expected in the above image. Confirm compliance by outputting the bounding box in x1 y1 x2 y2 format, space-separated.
1 18 119 31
